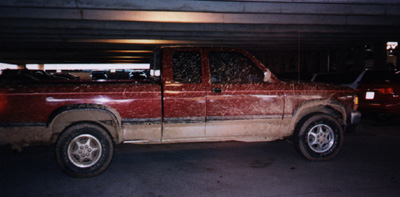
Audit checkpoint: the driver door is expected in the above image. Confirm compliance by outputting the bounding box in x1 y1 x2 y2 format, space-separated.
205 49 285 140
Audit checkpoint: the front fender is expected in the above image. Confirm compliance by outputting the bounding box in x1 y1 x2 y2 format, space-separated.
288 99 347 135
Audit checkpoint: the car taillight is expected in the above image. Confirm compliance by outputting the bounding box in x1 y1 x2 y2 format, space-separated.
375 88 394 94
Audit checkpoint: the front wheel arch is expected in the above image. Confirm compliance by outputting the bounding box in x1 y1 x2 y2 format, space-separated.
291 99 348 131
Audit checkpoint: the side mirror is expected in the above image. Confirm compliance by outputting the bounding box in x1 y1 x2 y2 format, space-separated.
263 70 272 83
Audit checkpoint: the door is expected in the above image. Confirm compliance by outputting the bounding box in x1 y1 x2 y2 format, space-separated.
205 49 285 140
162 48 207 141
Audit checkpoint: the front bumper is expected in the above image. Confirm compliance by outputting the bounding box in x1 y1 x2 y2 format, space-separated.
359 102 400 115
350 111 362 125
346 111 361 132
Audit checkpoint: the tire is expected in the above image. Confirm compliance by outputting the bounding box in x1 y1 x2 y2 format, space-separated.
294 114 343 161
55 123 114 178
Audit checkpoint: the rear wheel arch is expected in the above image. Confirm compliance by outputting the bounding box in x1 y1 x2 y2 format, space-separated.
47 104 122 143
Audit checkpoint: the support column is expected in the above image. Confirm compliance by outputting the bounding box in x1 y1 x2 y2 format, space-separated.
17 64 26 69
354 45 365 71
319 52 329 73
395 42 400 71
335 49 346 73
38 64 45 70
373 41 387 70
306 52 318 73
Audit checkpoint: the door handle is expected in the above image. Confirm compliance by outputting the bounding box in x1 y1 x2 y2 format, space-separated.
212 88 222 93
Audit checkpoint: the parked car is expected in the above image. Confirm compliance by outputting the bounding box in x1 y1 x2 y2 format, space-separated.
90 71 108 80
356 72 400 119
50 72 80 81
311 71 363 90
311 70 396 90
1 69 69 81
129 70 148 79
0 46 361 177
0 73 39 83
107 71 130 80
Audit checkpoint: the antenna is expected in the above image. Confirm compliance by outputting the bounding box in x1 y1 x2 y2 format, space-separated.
297 31 301 83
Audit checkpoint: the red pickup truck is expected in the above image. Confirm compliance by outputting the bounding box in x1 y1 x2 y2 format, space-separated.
0 47 360 177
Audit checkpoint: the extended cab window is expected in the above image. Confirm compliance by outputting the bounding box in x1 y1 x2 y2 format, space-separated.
172 51 202 83
209 51 264 84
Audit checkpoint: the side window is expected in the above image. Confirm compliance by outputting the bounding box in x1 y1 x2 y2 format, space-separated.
172 51 202 83
209 51 264 84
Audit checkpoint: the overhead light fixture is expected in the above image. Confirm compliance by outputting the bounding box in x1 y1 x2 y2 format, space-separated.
27 63 150 70
108 56 150 59
105 50 153 53
72 39 202 45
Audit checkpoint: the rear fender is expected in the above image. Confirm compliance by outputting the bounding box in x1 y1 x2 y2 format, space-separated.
47 104 122 143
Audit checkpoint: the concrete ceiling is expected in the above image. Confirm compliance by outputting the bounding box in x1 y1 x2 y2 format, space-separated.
1 0 400 64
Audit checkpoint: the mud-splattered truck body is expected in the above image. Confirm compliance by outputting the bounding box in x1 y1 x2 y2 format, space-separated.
0 47 360 177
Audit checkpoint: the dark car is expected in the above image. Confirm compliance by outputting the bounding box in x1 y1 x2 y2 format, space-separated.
356 72 400 119
311 71 363 90
90 71 108 80
311 70 396 90
129 71 148 79
50 73 80 81
1 69 69 82
0 73 39 83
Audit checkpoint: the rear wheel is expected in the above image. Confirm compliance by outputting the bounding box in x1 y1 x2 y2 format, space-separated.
294 114 343 161
55 123 114 177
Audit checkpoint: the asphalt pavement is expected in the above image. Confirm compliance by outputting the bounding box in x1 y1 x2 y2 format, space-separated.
1 115 400 197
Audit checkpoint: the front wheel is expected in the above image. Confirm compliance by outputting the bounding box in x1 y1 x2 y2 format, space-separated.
294 114 343 161
55 123 114 177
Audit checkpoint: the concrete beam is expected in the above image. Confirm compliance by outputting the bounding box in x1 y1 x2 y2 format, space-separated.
0 0 399 66
2 19 399 34
2 27 398 41
1 0 399 16
1 7 400 26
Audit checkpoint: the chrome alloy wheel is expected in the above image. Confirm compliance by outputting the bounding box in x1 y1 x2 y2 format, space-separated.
67 134 102 168
307 124 335 153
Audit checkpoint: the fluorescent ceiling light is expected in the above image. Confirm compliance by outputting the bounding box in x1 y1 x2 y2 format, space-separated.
72 39 203 45
26 63 150 70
